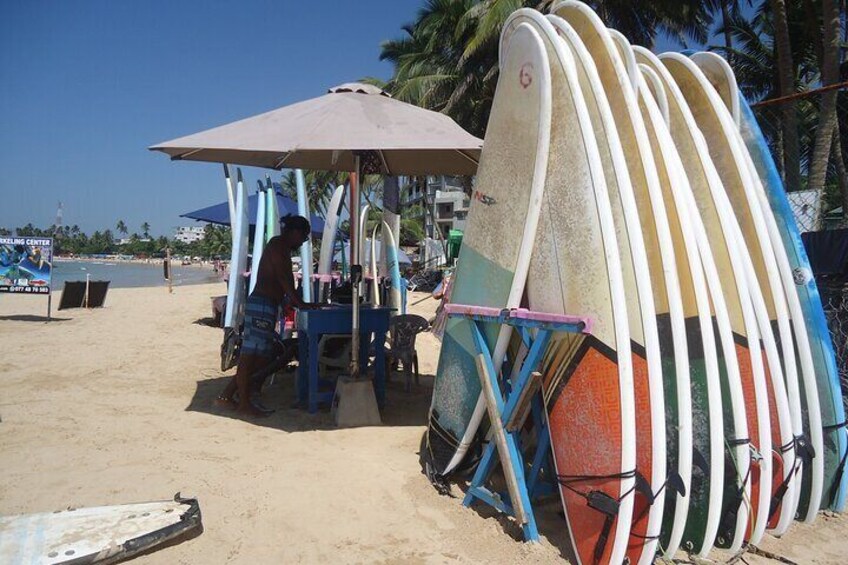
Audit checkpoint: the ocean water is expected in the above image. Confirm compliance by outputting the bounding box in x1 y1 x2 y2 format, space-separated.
52 260 222 289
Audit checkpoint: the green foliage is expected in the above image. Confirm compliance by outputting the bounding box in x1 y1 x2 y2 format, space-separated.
1 222 231 259
379 0 713 139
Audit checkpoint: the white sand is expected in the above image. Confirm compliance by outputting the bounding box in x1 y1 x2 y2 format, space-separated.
0 283 845 563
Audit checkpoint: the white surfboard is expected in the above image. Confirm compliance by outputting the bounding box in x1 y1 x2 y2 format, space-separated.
225 169 250 329
504 12 635 563
551 4 680 562
634 61 723 558
294 169 313 302
427 21 551 490
663 52 797 544
317 184 345 301
370 225 380 305
382 220 403 314
0 495 201 565
635 47 752 555
249 186 266 294
223 164 236 225
692 50 823 527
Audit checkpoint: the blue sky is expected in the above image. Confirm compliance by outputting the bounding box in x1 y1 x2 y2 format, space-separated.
1 1 701 237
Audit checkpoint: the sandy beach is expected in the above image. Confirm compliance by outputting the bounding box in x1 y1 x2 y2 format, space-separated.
1 283 846 564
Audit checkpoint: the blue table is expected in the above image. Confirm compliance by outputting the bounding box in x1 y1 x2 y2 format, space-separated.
296 305 393 413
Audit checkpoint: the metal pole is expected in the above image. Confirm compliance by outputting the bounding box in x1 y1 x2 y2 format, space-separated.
350 156 361 379
166 247 173 294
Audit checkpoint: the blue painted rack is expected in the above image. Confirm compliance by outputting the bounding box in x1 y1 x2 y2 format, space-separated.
444 304 593 542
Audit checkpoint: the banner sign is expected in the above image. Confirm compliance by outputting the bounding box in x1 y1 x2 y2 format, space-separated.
0 236 53 294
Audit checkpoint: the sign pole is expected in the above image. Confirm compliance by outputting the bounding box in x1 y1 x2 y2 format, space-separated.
166 247 173 294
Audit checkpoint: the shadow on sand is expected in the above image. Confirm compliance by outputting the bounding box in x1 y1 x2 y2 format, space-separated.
186 367 433 432
0 314 70 322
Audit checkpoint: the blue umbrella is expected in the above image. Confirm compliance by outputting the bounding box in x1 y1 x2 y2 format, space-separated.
181 185 325 236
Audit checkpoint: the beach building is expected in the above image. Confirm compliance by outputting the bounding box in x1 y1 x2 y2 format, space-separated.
404 175 470 240
174 226 206 244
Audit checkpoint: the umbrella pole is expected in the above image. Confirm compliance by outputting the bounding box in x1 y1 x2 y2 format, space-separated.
350 156 361 379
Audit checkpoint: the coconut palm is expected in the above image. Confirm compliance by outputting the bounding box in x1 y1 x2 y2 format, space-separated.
141 222 151 239
116 220 128 236
280 170 347 218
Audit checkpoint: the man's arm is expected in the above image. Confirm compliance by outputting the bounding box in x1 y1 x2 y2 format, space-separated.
272 246 306 308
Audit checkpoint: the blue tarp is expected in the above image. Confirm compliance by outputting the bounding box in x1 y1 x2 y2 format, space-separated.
181 186 325 236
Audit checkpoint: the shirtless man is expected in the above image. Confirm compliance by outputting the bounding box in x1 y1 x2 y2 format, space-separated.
217 215 315 416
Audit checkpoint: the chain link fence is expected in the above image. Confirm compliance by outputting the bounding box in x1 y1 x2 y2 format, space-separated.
820 281 848 405
750 83 848 231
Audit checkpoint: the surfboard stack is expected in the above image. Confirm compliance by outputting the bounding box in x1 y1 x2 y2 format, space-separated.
423 2 847 562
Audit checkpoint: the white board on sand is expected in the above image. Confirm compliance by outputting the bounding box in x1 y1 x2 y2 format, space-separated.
426 21 551 485
249 187 266 294
225 169 250 329
635 46 752 555
634 60 722 558
550 3 679 561
502 10 634 564
317 185 345 301
692 50 821 528
0 495 201 564
663 52 796 544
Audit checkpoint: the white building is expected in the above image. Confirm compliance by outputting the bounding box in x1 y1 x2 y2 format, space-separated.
174 226 206 244
403 175 470 240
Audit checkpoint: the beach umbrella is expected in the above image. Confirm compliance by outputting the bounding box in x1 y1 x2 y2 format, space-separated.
151 82 482 379
149 83 481 175
181 187 325 237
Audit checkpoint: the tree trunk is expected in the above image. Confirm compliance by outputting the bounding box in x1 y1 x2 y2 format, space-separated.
834 125 848 224
770 0 802 190
721 0 734 66
807 0 841 193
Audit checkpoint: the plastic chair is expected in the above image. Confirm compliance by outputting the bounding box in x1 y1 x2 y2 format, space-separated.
386 314 430 391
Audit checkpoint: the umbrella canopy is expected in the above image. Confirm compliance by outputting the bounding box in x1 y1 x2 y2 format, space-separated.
149 83 482 176
181 188 326 236
334 239 411 267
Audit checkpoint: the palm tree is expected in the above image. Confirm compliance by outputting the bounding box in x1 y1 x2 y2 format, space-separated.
279 170 346 218
116 220 127 236
380 0 714 143
768 0 802 190
141 222 151 239
807 0 842 196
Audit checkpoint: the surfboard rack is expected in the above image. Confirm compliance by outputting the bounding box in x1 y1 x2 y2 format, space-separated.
444 304 592 543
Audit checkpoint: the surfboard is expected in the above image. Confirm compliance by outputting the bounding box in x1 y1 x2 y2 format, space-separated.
223 164 236 226
424 22 551 488
317 185 345 301
503 11 634 564
382 220 403 315
635 47 752 555
225 168 250 330
249 184 266 294
0 495 201 565
265 178 280 243
695 51 839 518
370 225 380 305
294 169 313 302
551 4 681 561
664 52 798 543
359 205 370 261
687 51 800 533
634 60 723 558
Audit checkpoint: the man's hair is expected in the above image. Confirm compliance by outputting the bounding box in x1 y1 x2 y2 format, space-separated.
281 214 311 234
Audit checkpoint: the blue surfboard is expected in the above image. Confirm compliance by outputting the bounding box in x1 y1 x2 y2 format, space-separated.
738 93 848 512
